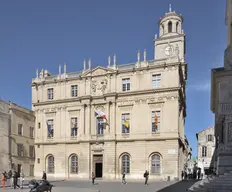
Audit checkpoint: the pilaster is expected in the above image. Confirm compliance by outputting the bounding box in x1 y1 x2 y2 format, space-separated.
85 104 91 135
80 105 85 135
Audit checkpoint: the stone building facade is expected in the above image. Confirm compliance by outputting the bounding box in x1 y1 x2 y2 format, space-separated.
211 0 232 175
196 127 215 175
0 100 35 176
31 7 188 180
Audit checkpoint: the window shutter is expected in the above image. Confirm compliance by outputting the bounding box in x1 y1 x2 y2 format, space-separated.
206 135 208 142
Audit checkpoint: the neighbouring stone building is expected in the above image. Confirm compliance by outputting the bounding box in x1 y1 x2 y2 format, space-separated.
211 0 232 175
0 100 35 176
187 158 197 174
196 127 215 176
183 136 192 172
31 6 188 180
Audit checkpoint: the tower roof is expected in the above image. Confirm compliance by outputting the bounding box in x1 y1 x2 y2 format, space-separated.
158 4 183 25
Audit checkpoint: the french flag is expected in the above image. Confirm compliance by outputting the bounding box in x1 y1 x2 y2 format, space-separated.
95 110 107 121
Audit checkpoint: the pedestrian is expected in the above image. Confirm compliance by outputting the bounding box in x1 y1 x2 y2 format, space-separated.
143 170 149 185
184 171 187 180
7 170 13 188
3 171 7 182
197 169 201 180
92 172 95 185
1 173 6 189
13 171 20 189
20 172 24 189
181 171 184 180
42 171 47 181
122 172 127 184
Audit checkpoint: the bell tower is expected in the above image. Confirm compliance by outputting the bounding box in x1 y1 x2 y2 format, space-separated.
154 5 186 63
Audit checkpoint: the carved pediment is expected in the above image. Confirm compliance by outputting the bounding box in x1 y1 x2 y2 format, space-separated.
82 66 115 77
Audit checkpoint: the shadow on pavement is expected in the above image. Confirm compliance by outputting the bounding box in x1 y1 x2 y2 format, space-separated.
157 180 198 192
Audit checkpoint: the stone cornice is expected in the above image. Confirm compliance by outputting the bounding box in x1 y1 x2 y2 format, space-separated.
31 62 186 86
32 87 181 107
10 107 35 118
34 136 179 145
0 111 10 117
154 34 185 42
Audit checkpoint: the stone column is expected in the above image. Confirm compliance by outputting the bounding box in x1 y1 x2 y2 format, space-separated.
164 21 168 34
107 102 111 134
80 105 85 135
85 104 90 135
111 101 116 135
172 21 177 33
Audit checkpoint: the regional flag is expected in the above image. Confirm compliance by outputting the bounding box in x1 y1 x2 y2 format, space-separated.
154 113 159 127
124 119 130 128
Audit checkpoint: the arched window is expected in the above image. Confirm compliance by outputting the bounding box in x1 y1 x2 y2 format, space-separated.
151 154 161 174
121 154 130 174
168 21 172 33
47 155 54 173
176 22 179 33
70 154 78 173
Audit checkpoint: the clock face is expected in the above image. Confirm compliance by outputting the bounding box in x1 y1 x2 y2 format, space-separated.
164 46 173 56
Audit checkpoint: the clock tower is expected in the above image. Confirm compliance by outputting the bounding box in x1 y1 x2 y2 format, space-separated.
154 5 186 63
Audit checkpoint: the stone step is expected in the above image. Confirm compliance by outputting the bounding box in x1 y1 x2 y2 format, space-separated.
196 190 232 192
214 180 232 184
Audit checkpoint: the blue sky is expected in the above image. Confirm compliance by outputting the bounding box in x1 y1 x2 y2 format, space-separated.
0 0 226 157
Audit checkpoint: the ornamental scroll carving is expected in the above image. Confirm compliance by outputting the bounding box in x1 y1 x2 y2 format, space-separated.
91 143 104 152
95 105 105 112
91 79 97 94
91 77 108 94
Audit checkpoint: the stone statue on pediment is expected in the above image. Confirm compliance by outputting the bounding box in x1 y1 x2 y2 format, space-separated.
91 79 97 94
99 78 108 94
39 69 44 78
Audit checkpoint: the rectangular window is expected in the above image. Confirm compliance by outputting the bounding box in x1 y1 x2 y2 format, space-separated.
30 127 34 138
152 111 160 133
122 113 130 134
152 74 161 88
47 119 54 138
17 144 24 157
97 118 104 135
29 146 35 159
18 124 23 136
71 85 78 97
202 146 207 157
47 88 54 100
207 134 213 142
122 78 130 91
71 117 78 137
38 122 41 129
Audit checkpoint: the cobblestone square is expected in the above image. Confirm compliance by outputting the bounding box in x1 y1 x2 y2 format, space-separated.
2 180 197 192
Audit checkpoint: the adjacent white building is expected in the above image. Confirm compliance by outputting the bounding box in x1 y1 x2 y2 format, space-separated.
196 127 215 175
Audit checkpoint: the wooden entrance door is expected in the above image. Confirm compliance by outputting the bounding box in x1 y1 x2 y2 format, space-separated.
93 155 103 178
